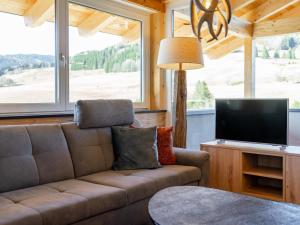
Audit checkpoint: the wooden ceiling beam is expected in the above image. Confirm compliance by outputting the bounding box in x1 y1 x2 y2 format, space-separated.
122 24 141 43
0 0 34 15
121 0 165 12
78 12 116 36
174 24 193 37
202 35 234 52
253 15 300 37
24 0 54 27
206 36 244 59
269 2 300 20
241 0 300 23
228 16 253 37
231 0 256 11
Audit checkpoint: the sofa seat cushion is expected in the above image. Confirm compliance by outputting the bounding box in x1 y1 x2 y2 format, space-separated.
80 171 158 204
1 180 127 225
1 185 87 225
46 179 127 216
165 165 201 184
79 165 201 204
126 165 201 189
0 196 42 225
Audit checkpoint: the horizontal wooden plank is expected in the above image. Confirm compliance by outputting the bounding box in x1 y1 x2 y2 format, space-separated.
231 0 257 11
122 0 165 12
24 0 54 27
135 112 166 127
0 116 73 126
0 111 167 127
241 0 300 23
254 16 300 37
206 36 244 59
243 167 283 180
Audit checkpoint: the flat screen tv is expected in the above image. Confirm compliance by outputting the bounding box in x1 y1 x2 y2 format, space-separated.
215 99 288 145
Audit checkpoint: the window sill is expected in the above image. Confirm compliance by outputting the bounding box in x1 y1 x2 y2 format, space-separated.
135 109 167 114
289 109 300 113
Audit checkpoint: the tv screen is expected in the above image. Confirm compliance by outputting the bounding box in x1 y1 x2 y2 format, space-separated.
216 99 288 145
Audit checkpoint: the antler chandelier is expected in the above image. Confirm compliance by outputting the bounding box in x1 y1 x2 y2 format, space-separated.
190 0 232 42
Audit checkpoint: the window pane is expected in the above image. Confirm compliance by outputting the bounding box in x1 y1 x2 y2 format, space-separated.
186 50 244 110
173 9 244 110
0 2 56 103
255 34 300 109
69 3 142 103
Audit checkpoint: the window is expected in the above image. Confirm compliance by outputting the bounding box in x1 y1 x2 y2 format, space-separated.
172 9 244 110
68 3 142 103
255 34 300 109
186 51 244 110
0 1 55 104
0 0 149 115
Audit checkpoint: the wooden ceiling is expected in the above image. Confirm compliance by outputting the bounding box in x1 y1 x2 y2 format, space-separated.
173 0 300 59
0 0 154 43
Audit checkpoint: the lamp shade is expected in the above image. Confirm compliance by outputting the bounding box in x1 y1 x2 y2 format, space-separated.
157 37 204 70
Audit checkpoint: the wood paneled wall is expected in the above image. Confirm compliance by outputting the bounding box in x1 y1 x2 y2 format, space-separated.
0 116 74 126
135 111 166 127
0 111 167 127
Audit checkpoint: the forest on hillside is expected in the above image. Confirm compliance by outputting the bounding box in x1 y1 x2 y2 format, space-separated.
70 43 140 73
0 54 54 76
258 36 300 59
0 43 140 76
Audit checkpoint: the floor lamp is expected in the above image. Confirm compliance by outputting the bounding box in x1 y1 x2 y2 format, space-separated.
157 37 204 148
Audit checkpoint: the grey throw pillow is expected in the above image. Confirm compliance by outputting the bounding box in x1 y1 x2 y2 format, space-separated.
112 126 161 170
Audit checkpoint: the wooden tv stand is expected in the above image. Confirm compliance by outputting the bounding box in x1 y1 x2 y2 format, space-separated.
201 141 300 204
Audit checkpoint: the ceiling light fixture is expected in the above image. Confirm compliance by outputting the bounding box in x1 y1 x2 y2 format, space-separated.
190 0 232 42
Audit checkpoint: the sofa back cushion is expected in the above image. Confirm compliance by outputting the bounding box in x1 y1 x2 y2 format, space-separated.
62 123 114 177
74 99 134 129
0 126 39 193
26 124 75 184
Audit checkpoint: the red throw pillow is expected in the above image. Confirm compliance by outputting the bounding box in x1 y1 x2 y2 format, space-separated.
157 127 176 165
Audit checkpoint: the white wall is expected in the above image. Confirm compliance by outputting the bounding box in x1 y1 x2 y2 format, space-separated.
187 111 300 149
289 111 300 146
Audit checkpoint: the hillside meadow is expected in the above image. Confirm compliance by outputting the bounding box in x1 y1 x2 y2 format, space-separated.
0 49 299 108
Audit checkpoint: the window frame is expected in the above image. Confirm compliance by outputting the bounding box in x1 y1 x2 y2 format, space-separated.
0 0 150 116
0 0 62 115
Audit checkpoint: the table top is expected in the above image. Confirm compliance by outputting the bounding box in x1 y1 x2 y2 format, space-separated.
148 186 300 225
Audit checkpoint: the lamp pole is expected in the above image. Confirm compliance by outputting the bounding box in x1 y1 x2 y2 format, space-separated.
173 62 187 148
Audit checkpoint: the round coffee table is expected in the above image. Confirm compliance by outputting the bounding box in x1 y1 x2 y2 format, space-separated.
148 186 300 225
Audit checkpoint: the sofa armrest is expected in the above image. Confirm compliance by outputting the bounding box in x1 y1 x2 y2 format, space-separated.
173 147 210 186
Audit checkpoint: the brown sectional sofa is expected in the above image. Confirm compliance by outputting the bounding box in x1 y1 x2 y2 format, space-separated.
0 100 209 225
